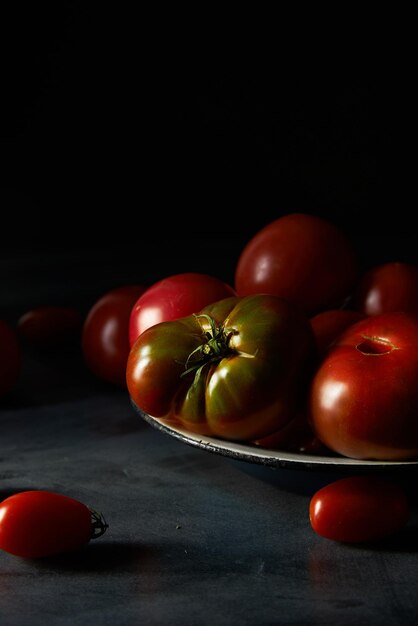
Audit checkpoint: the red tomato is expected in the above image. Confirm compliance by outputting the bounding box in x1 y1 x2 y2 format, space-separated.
234 213 359 315
0 319 21 398
354 261 418 316
252 411 328 455
129 272 236 346
17 305 82 349
0 490 108 558
309 312 418 460
310 476 409 543
310 309 366 357
82 285 146 386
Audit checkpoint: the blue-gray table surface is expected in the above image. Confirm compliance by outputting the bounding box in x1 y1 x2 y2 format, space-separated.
1 344 418 626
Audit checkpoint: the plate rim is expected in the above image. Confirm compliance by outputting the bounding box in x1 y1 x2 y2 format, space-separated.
132 400 418 473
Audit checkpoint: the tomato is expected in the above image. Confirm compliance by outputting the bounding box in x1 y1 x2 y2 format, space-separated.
17 305 82 349
82 285 146 386
354 261 418 316
310 309 366 357
127 294 316 441
129 272 236 346
0 490 108 558
0 319 21 398
309 475 409 543
309 312 418 460
252 411 328 455
234 213 359 315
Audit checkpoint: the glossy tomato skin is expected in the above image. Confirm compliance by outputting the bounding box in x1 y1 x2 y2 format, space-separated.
0 319 21 398
127 294 316 441
310 476 409 543
129 272 236 346
252 411 328 455
310 309 366 357
354 261 418 316
234 213 358 315
82 285 146 386
17 306 82 349
0 491 94 558
309 312 418 460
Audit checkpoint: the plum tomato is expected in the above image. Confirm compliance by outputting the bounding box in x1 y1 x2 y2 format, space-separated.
82 285 146 386
0 318 21 398
127 294 316 441
17 305 82 349
0 490 108 558
309 312 418 460
310 309 366 357
129 272 236 346
234 213 359 315
309 475 409 543
353 261 418 316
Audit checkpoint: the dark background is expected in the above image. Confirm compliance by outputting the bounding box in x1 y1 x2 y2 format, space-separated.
0 4 411 318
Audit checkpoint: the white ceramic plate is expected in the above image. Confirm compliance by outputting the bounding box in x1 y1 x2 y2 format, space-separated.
132 401 418 474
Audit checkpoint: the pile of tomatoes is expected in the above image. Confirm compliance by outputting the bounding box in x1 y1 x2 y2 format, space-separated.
2 211 418 552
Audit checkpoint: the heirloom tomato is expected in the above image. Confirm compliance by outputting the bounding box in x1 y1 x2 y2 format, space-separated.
310 476 409 543
129 272 236 346
234 213 358 315
0 490 108 558
127 294 316 441
82 285 146 386
353 261 418 316
309 312 418 460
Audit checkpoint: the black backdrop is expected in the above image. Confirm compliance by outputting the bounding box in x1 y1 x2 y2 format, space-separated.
0 5 411 316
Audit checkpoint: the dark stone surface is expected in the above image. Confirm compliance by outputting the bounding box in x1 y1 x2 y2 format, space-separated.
1 340 418 625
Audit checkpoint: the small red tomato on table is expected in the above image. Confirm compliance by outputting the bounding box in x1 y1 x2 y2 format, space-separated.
0 491 108 558
17 305 82 349
310 475 409 543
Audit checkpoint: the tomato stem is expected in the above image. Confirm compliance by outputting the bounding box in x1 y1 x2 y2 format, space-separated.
181 313 235 379
89 508 109 539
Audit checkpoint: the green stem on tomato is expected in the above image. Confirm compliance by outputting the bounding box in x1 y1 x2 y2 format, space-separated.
181 314 235 379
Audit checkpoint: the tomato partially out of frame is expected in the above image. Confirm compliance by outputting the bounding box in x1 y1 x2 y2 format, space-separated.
82 285 146 386
309 312 418 460
235 213 359 316
127 294 316 441
0 490 108 558
310 476 409 543
129 272 236 346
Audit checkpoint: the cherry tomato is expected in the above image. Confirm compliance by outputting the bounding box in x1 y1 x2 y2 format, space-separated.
234 213 359 315
0 490 108 558
310 309 366 357
310 475 409 543
354 261 418 316
129 272 236 346
0 319 21 398
309 312 418 460
17 305 82 349
82 285 146 386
